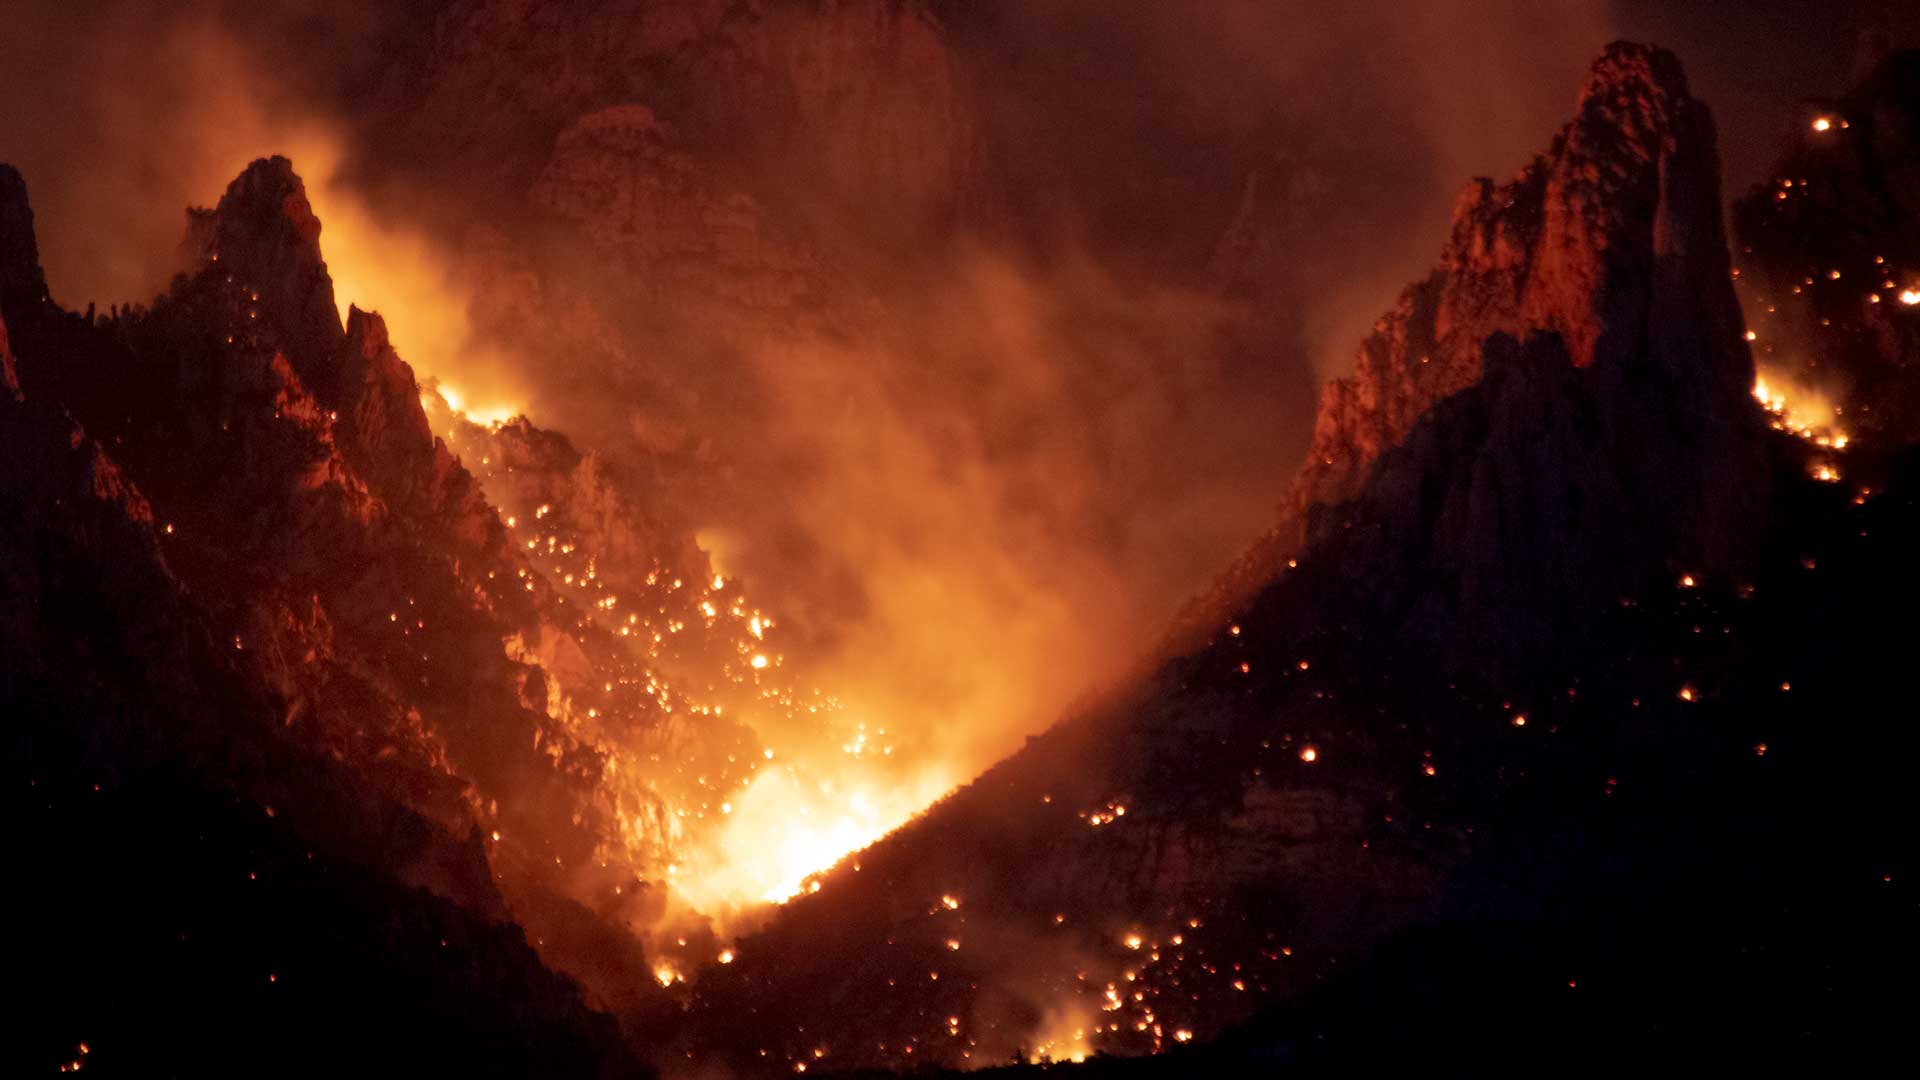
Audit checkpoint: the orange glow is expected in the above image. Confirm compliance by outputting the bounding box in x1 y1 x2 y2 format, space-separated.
1753 372 1849 449
258 130 529 426
668 761 956 908
1028 1007 1093 1065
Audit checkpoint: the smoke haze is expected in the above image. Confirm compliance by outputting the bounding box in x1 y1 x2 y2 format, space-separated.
2 0 1903 898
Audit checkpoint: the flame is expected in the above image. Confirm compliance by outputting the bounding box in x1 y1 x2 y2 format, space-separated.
669 758 956 908
1753 372 1848 448
1027 1003 1095 1064
423 381 518 428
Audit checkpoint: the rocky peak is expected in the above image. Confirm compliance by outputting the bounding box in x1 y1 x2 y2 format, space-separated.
1170 42 1759 661
531 103 830 316
183 156 344 363
1289 42 1749 529
331 305 439 501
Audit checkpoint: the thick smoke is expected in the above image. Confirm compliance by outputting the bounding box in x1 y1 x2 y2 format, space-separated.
1 0 1900 905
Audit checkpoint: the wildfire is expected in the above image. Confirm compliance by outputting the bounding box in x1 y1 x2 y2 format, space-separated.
1752 374 1848 448
423 381 518 428
433 420 973 922
669 762 955 907
1028 1007 1094 1065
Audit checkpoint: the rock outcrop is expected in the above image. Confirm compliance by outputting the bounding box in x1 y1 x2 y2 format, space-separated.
1296 43 1751 515
1178 42 1765 656
183 157 344 361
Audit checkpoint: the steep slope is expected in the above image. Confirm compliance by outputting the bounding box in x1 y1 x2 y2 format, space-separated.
668 44 1902 1075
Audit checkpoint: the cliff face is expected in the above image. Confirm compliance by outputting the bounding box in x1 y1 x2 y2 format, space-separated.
1732 49 1920 441
529 104 833 320
372 0 981 238
1177 43 1763 655
1295 43 1750 519
673 0 983 236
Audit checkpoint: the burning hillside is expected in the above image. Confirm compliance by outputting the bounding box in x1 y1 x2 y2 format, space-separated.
6 6 1920 1078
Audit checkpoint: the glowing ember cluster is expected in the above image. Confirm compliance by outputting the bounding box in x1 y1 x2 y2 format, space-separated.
431 411 954 919
1751 375 1848 450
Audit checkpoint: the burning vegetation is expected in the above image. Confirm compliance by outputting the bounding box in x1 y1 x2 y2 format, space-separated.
6 10 1920 1080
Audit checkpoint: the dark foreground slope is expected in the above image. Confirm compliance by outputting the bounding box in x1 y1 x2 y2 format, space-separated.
675 44 1914 1075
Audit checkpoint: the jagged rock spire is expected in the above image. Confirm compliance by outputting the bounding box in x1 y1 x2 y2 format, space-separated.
1291 41 1751 526
183 156 344 361
1172 42 1762 661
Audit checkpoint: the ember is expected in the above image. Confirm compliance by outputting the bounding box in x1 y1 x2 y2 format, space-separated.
3 16 1908 1080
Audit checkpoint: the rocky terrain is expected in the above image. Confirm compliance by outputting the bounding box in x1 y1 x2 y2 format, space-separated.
669 43 1912 1074
6 17 1918 1080
1176 44 1763 656
3 162 645 1077
7 145 924 1076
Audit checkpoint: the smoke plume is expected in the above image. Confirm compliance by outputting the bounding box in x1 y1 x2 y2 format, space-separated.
1 0 1899 914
